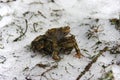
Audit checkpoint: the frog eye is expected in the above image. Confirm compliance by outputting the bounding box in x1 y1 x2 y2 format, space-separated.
63 32 68 35
65 26 70 29
63 32 66 34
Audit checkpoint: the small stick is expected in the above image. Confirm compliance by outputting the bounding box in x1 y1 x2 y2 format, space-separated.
36 63 50 69
40 64 58 80
33 23 37 32
65 67 69 73
51 0 55 2
0 0 16 3
76 47 108 80
68 63 75 68
38 11 47 19
0 56 6 63
13 19 28 42
41 64 58 76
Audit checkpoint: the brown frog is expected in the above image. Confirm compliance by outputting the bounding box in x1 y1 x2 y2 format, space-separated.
31 26 82 60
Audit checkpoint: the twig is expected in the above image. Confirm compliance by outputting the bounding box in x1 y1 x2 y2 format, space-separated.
36 63 50 69
25 75 32 80
23 11 30 17
13 19 28 42
88 75 94 80
38 11 47 19
51 0 55 2
33 23 38 32
76 47 108 80
29 1 43 5
40 64 58 80
0 0 16 3
41 64 58 76
65 67 69 73
0 55 6 63
68 63 75 68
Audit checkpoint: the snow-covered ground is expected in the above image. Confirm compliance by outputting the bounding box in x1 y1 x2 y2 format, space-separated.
0 0 120 80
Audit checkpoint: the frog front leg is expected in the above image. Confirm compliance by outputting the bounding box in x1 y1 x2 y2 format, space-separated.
74 42 82 58
52 40 61 60
71 35 83 58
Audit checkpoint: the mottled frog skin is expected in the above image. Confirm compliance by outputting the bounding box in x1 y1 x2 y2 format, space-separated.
31 26 82 60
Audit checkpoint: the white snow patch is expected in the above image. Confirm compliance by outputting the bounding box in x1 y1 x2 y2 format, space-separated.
0 0 120 80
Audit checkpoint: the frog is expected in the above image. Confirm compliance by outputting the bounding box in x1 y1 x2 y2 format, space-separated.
31 26 82 61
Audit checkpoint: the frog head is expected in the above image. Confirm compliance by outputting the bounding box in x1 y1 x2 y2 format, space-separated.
60 26 70 36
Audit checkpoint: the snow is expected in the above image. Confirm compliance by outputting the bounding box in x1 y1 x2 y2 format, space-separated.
0 0 120 80
54 0 77 8
112 65 120 80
